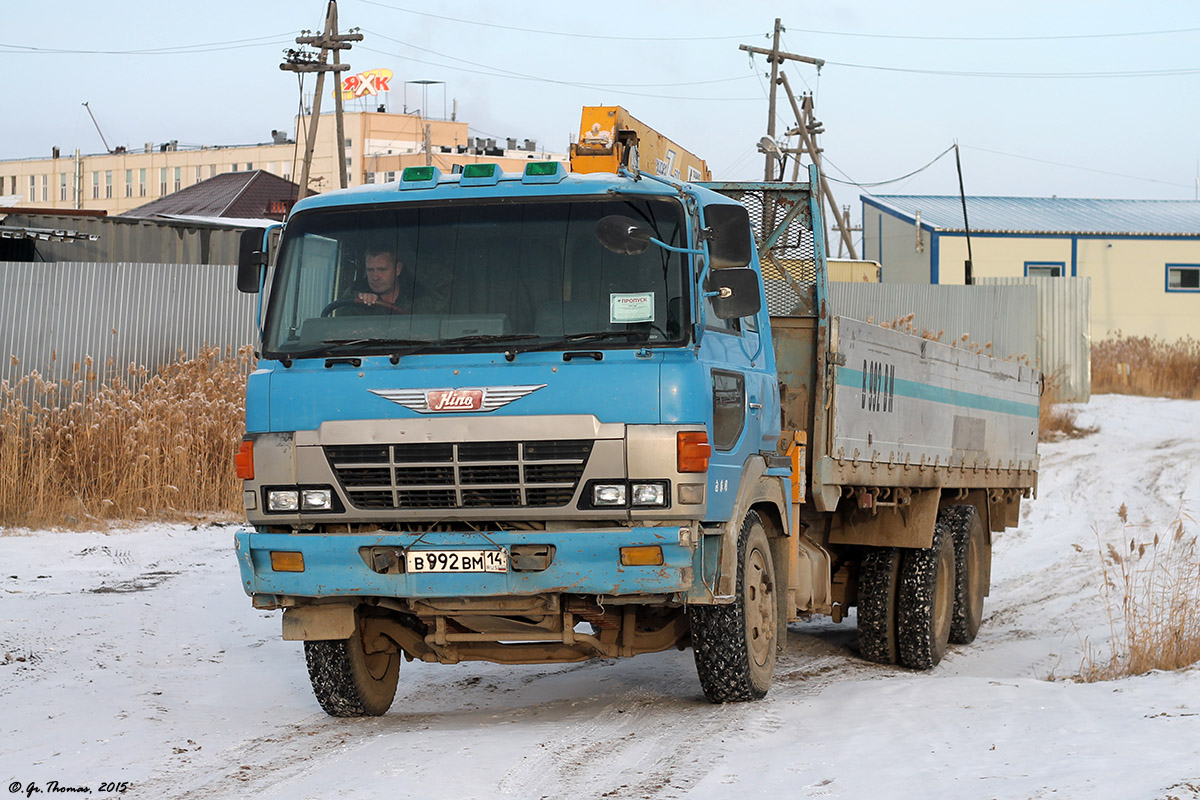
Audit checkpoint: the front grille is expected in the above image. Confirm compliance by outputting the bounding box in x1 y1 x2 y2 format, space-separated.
324 440 594 510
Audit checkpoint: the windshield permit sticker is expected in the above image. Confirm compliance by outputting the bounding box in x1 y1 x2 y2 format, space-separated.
610 292 654 324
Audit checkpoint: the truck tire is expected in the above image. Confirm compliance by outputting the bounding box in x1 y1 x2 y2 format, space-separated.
942 504 990 644
897 520 956 670
857 547 902 664
690 510 777 703
304 612 399 717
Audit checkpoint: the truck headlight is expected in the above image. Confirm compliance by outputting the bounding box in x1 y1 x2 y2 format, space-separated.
593 484 627 506
631 482 667 507
301 489 333 510
267 490 300 512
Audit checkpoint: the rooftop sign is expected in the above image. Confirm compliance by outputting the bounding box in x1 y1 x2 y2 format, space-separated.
338 68 392 100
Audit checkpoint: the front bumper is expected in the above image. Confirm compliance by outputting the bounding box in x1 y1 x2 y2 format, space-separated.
234 526 714 601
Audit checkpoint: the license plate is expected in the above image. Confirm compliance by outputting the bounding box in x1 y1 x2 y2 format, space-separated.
405 549 508 573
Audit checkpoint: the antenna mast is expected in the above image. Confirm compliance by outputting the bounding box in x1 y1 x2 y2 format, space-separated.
81 102 112 154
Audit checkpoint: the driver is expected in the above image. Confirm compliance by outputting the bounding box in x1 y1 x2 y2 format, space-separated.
355 244 408 312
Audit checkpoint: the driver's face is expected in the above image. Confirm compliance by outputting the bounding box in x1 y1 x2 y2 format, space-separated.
365 252 402 294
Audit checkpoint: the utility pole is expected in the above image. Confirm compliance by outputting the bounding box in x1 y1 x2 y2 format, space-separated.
776 73 858 259
280 0 361 198
833 205 862 259
740 20 824 181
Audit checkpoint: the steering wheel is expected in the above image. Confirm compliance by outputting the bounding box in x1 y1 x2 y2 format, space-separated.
320 297 395 317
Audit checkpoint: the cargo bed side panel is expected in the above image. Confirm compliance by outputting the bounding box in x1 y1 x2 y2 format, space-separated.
818 316 1040 490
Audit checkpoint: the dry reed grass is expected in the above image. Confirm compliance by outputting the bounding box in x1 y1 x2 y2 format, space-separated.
1092 334 1200 399
1076 509 1200 681
0 346 253 528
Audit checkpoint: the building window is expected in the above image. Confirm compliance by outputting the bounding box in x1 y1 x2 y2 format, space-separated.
245 163 253 171
174 167 181 192
209 165 216 178
60 173 68 201
231 163 237 172
1024 262 1064 277
91 172 99 199
139 168 147 197
103 171 112 199
41 174 48 202
1166 264 1200 292
195 166 202 184
385 171 395 183
160 167 167 195
125 169 133 198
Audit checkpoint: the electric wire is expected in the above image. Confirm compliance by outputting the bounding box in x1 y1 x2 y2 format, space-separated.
352 0 766 41
824 145 957 188
360 30 754 88
786 25 1200 42
0 33 294 55
357 45 760 101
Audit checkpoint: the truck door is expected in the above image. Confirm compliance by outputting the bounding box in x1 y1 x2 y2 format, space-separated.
697 287 777 523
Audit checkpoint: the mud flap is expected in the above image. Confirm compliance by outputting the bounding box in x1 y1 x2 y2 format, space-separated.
283 604 357 641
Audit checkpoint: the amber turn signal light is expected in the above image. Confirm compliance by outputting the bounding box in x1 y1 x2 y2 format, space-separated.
620 546 664 566
234 438 254 479
270 551 305 572
676 431 711 473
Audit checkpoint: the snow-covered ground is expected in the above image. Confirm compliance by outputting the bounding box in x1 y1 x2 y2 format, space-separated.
2 394 1199 800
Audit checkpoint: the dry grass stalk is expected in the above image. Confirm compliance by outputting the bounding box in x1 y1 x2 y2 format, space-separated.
1039 372 1096 442
0 346 253 528
1077 512 1200 681
1092 334 1200 399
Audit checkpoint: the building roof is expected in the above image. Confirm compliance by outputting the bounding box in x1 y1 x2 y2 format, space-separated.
865 195 1200 236
119 169 298 221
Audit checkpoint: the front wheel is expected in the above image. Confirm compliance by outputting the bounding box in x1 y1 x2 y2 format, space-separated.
690 510 778 703
304 611 400 717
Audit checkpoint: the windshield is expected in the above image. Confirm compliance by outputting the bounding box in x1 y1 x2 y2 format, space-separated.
262 196 689 358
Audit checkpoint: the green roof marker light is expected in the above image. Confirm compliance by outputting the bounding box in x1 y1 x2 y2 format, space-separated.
459 162 502 187
399 165 442 190
522 161 568 184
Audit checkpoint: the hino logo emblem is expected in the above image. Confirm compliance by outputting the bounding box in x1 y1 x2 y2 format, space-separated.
369 384 547 414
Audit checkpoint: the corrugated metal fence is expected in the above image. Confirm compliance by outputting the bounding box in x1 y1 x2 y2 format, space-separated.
1 261 257 388
976 276 1092 402
828 282 1040 361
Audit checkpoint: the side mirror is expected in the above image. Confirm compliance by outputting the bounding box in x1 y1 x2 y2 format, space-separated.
705 267 761 320
596 215 652 256
237 228 266 293
704 204 753 269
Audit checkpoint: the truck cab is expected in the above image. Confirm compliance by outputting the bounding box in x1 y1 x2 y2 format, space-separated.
234 160 791 715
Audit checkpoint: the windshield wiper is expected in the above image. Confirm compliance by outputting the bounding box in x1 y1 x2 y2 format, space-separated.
506 330 650 358
275 337 430 365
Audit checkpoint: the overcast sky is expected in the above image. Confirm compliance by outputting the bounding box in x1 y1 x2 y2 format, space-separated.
5 0 1199 217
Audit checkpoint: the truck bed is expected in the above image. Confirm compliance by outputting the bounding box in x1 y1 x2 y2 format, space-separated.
773 314 1040 510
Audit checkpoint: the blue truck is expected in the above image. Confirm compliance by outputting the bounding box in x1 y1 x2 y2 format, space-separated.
233 114 1040 716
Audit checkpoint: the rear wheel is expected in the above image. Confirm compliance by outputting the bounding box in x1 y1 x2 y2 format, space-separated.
304 611 400 717
857 547 902 664
690 511 778 703
943 504 990 644
897 521 956 670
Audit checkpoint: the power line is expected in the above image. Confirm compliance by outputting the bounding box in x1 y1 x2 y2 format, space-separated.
356 45 761 101
352 0 766 41
0 33 294 55
361 29 755 88
962 145 1195 189
787 25 1200 42
824 145 957 188
824 60 1200 79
